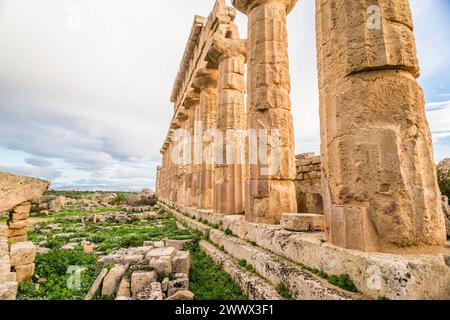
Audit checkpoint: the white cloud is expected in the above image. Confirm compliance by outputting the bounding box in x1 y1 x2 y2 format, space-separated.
0 0 449 190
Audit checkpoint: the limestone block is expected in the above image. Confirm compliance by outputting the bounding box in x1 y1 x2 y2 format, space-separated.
10 211 29 221
8 236 27 244
135 282 163 301
7 220 28 230
166 290 195 301
149 256 172 275
165 239 193 250
0 272 16 282
0 255 11 274
281 213 325 232
246 179 297 223
13 203 31 214
161 277 169 293
116 277 131 298
130 271 156 296
146 247 177 260
10 242 36 266
172 251 191 274
14 263 35 283
0 225 8 237
168 278 189 297
0 172 50 212
0 281 18 300
101 265 127 297
8 227 27 239
85 268 108 300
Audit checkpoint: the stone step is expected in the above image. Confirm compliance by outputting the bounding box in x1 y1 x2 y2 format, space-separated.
199 240 283 300
208 229 365 300
161 202 365 300
281 213 325 232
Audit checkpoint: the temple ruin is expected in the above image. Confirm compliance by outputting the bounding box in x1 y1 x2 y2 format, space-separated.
156 0 450 300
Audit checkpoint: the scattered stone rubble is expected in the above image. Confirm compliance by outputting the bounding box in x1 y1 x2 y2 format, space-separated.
86 240 193 300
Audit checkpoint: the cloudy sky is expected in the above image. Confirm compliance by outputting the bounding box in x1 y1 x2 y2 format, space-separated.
0 0 449 191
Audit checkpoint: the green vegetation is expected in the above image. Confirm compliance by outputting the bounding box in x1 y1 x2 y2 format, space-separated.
276 283 293 300
224 228 234 236
238 259 256 274
17 249 97 300
299 264 358 293
111 193 129 206
187 242 247 300
19 202 247 300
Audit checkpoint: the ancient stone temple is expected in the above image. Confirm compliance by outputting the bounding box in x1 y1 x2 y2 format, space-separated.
156 0 450 300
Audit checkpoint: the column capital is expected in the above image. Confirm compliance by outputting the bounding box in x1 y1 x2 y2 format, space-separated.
213 34 248 63
193 68 218 90
184 89 201 108
232 0 297 15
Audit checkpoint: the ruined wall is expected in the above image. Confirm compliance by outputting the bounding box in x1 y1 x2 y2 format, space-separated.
295 153 323 214
0 172 49 300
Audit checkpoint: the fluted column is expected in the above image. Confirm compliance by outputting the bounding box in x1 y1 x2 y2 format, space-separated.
212 31 247 215
193 68 219 210
233 0 298 223
316 0 446 252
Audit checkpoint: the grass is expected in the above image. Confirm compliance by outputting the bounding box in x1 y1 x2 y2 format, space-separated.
187 242 248 300
299 263 358 293
17 249 97 300
276 283 293 300
19 203 247 300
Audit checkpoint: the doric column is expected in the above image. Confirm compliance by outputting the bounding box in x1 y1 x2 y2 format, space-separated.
193 68 219 210
316 0 446 251
185 91 201 208
212 31 247 215
233 0 298 223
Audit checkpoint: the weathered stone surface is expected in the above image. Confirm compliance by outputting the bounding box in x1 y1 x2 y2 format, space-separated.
316 0 446 251
165 239 193 250
85 268 108 300
0 281 18 300
10 242 36 266
117 277 131 298
102 265 127 297
131 271 156 297
281 213 324 232
149 256 172 275
14 263 35 283
172 251 190 274
166 290 195 301
442 197 450 237
168 277 189 297
200 240 282 300
162 202 450 300
146 247 177 259
135 282 163 301
0 172 50 212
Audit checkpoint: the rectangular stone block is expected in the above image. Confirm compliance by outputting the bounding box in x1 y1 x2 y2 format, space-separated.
172 251 191 274
0 225 8 237
281 213 325 232
10 242 36 266
8 227 27 238
14 263 34 283
13 204 31 214
10 211 29 221
149 256 172 275
7 220 28 230
8 236 27 244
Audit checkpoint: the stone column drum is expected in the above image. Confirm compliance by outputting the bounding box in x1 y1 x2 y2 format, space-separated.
316 0 447 251
212 31 247 215
186 91 201 208
233 0 298 223
193 68 219 210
